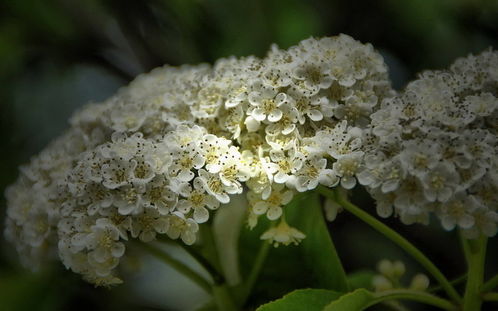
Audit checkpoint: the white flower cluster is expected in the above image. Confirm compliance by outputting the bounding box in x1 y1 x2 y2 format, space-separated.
4 35 391 285
5 129 91 270
357 49 498 238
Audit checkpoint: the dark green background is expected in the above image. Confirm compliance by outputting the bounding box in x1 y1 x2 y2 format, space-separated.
0 0 497 310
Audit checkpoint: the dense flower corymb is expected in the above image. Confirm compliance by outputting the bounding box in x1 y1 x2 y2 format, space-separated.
4 35 392 285
358 49 498 237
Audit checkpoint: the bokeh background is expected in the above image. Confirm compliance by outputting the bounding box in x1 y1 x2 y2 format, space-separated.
0 0 497 310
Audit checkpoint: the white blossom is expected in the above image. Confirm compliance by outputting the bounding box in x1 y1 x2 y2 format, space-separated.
251 184 293 220
4 35 396 285
260 218 306 247
360 49 498 234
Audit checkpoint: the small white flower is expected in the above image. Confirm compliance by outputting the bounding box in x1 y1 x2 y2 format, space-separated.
292 60 333 95
142 176 178 215
224 83 249 108
166 212 199 245
169 148 205 182
438 192 476 231
198 169 231 204
199 134 232 173
261 218 306 247
248 82 289 122
260 68 292 89
101 159 136 190
109 104 148 132
86 218 125 263
22 212 51 248
317 121 363 160
246 158 275 200
294 156 334 192
252 184 293 220
114 186 143 215
100 132 143 161
266 131 299 151
218 147 250 191
393 177 426 211
269 150 303 184
399 140 440 177
130 207 169 242
287 91 324 124
130 157 156 185
219 105 245 139
333 96 376 128
333 151 364 189
468 92 497 117
370 188 395 218
85 183 114 216
176 178 220 223
264 105 299 135
421 163 459 203
461 207 498 239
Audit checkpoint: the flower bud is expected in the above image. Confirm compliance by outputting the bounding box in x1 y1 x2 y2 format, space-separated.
410 274 430 291
373 275 393 292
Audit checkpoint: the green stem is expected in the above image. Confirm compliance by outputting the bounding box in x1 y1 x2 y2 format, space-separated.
371 289 457 310
461 235 487 311
317 186 461 303
241 240 271 303
428 274 467 293
157 235 225 284
213 284 238 311
137 242 212 294
204 226 238 310
383 300 411 311
482 274 498 293
177 241 225 285
482 292 498 302
203 225 223 274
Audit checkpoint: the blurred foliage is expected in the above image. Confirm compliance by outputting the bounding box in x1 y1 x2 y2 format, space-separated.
0 0 497 310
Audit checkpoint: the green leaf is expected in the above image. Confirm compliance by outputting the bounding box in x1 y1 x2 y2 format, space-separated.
286 193 349 292
323 288 456 311
237 212 316 306
323 288 375 310
236 193 349 307
256 289 342 311
237 205 305 305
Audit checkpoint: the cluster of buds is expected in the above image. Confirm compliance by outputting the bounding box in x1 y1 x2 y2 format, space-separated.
372 259 430 292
